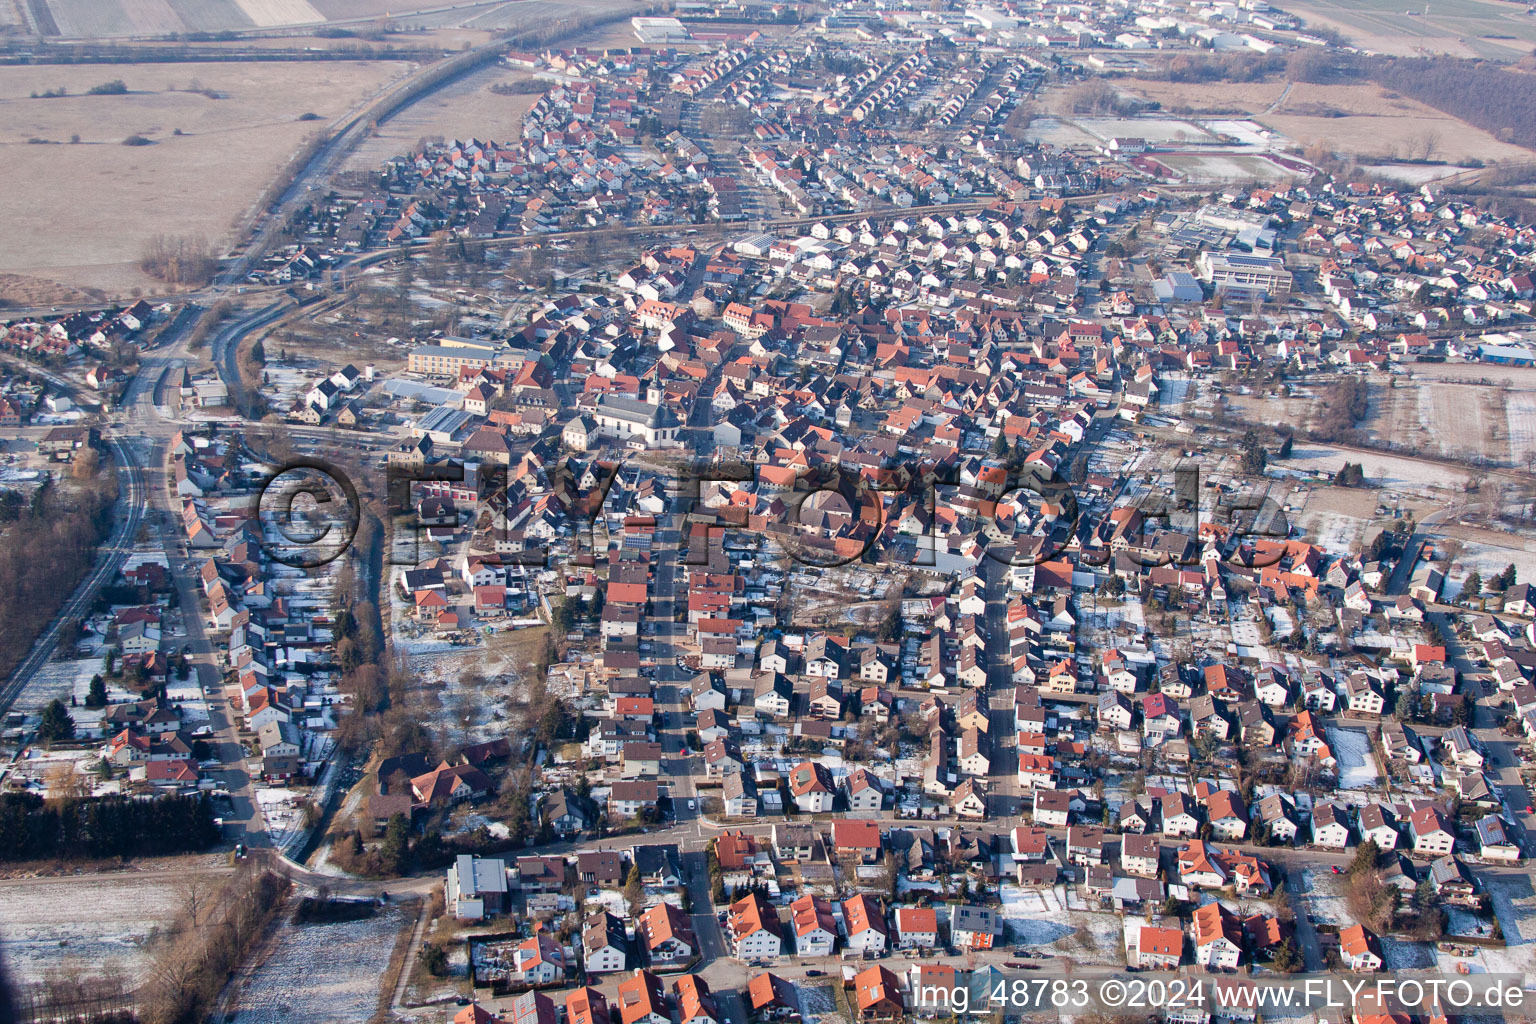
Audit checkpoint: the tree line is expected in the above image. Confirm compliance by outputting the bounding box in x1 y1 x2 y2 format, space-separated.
138 866 290 1024
0 792 221 862
1370 57 1536 151
1312 378 1370 442
0 462 117 684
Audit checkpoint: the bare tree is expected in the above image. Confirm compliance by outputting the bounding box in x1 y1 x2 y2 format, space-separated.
139 233 218 287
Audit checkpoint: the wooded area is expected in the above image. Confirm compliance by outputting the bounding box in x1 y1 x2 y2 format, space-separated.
1370 58 1536 151
0 792 221 862
0 461 118 683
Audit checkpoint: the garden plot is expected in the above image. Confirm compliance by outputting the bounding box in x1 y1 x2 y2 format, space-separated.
256 361 318 411
1381 937 1437 969
0 871 223 985
997 885 1125 963
1325 726 1380 790
1441 893 1536 986
1298 870 1354 929
226 904 409 1024
797 984 847 1024
255 787 311 854
1156 375 1194 413
407 641 539 748
9 656 116 716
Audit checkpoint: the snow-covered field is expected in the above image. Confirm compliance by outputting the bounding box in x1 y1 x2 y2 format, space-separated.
1325 726 1380 791
10 656 106 714
1286 444 1466 493
226 904 409 1024
1506 391 1536 468
0 871 227 985
1297 508 1366 557
1474 870 1536 979
1000 885 1076 946
1447 540 1536 595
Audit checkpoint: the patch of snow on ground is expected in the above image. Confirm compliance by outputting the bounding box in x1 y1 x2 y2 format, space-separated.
1300 871 1354 929
12 657 105 713
1286 444 1466 494
1325 726 1380 790
797 984 846 1024
1381 937 1436 969
998 884 1074 945
1446 540 1536 596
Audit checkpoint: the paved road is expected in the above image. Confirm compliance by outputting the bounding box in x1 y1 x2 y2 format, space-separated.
117 317 277 847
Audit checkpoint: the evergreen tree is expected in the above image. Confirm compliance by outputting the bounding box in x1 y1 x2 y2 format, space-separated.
36 699 74 744
1463 571 1481 602
86 674 107 708
624 863 645 914
1271 937 1302 973
380 813 412 875
1348 839 1381 878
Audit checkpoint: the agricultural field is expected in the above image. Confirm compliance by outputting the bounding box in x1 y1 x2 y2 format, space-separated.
224 903 411 1024
1237 376 1519 468
1360 379 1508 463
29 0 496 37
0 866 233 986
340 61 541 173
1124 78 1534 163
1273 0 1536 57
1121 78 1290 116
1507 390 1536 470
0 60 412 298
